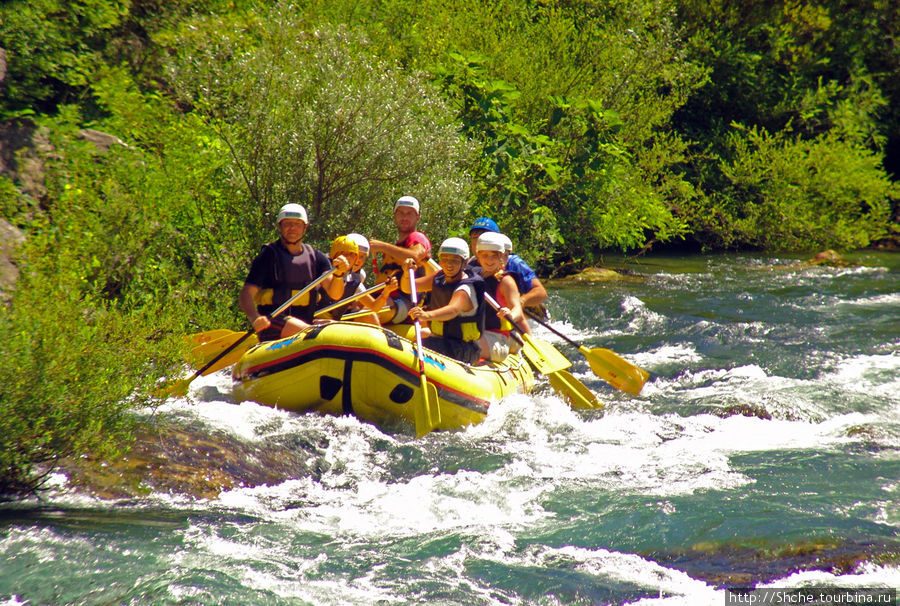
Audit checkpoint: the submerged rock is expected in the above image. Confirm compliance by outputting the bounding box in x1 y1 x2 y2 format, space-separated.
648 537 900 587
58 418 318 500
548 266 642 285
807 249 858 267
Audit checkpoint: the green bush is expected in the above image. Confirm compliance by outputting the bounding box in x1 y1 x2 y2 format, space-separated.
715 123 895 250
168 8 475 249
0 80 230 496
0 0 129 113
437 53 687 267
0 255 182 499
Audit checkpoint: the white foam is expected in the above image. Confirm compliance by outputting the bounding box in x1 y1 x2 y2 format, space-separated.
631 344 702 369
825 352 900 403
759 561 900 589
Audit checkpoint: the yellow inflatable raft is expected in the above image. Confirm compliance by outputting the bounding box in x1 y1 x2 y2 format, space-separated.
232 321 534 431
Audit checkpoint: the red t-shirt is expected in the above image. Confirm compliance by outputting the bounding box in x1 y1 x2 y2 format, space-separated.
398 231 432 254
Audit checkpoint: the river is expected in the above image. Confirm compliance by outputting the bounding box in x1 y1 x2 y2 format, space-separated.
2 252 898 605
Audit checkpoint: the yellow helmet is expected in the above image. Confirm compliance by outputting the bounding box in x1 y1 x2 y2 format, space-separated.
330 235 359 259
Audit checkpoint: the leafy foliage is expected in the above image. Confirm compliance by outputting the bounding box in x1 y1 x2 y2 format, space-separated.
168 8 475 250
0 0 130 114
436 52 686 266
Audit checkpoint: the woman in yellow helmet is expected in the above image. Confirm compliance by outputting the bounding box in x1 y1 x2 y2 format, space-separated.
316 234 398 324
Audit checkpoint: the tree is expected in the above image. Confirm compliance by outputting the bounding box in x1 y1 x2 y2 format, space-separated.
168 8 475 249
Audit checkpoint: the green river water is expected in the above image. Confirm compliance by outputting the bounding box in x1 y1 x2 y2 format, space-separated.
2 252 898 605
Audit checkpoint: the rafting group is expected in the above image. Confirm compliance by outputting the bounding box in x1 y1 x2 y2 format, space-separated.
239 195 549 366
171 194 649 435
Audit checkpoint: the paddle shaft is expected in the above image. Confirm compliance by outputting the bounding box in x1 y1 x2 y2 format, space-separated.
409 268 428 374
524 307 648 394
524 308 582 349
314 281 388 318
339 305 391 320
182 267 338 384
483 292 525 346
408 266 439 436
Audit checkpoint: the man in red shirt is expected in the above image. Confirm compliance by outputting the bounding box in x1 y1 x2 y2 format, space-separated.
369 195 435 324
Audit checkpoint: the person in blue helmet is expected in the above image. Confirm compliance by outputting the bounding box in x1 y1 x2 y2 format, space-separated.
467 217 548 312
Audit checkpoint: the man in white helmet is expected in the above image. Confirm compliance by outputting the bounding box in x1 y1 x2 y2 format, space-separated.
239 203 350 341
404 237 485 364
369 195 436 324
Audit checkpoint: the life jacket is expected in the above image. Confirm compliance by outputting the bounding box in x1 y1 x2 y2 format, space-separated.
465 257 483 275
428 269 485 342
377 232 428 287
316 270 365 318
482 271 514 334
252 242 321 323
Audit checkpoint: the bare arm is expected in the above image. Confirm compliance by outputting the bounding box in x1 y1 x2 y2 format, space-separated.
498 275 529 333
362 277 399 310
411 289 473 322
400 257 436 294
320 255 352 301
520 276 548 308
239 283 270 332
369 240 429 263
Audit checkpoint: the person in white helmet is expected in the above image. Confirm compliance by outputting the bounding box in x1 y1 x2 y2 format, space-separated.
404 237 485 364
239 203 350 341
465 216 547 314
475 231 529 362
368 195 436 324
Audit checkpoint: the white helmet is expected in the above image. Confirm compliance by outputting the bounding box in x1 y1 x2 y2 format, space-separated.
277 203 308 224
438 237 470 260
476 231 507 253
393 195 420 214
498 233 513 253
346 233 370 255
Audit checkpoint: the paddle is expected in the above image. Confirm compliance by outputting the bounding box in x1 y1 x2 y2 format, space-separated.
187 328 236 346
188 330 259 373
547 370 604 409
483 293 599 408
339 305 391 321
524 308 649 395
408 266 441 437
483 293 570 374
157 267 339 398
313 281 388 318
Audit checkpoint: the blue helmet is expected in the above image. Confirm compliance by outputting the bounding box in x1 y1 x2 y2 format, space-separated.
469 217 499 234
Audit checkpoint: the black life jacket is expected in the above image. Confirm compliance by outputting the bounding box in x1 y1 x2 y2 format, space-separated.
316 270 365 318
377 233 428 296
254 242 321 323
481 272 514 333
428 269 485 342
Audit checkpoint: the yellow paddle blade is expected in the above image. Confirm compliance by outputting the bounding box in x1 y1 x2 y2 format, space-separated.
414 373 441 437
190 332 258 375
580 346 648 395
186 329 235 346
547 370 604 410
153 377 192 399
521 334 572 374
189 330 244 362
200 338 257 375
